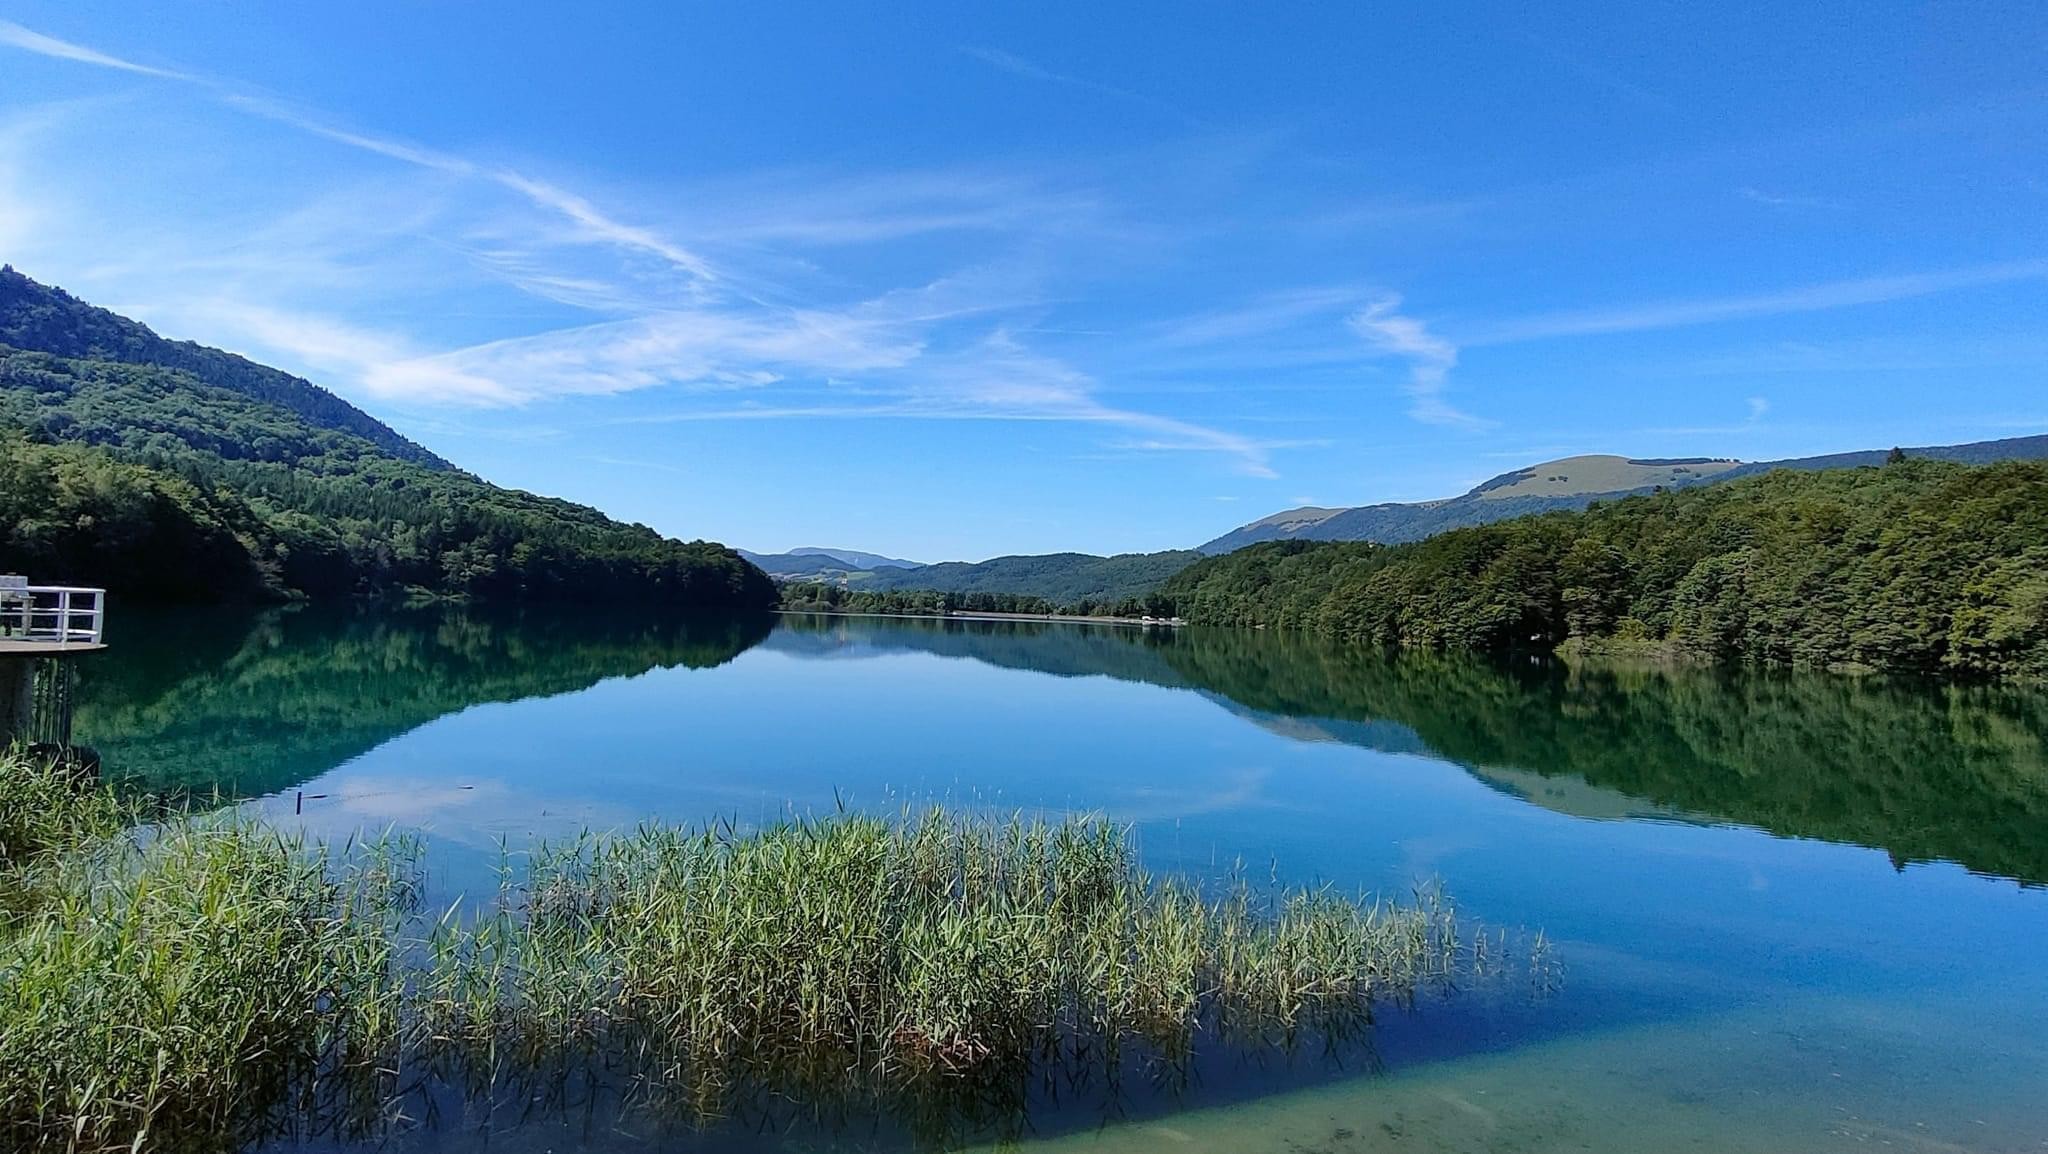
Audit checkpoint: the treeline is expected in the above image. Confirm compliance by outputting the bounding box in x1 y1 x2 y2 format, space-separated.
780 584 1057 616
778 582 1177 619
0 353 774 608
1158 459 2048 680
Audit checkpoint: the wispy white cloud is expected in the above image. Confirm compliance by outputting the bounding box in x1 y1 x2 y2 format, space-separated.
491 170 719 284
1141 287 1360 350
1520 32 1672 113
1472 258 2048 345
1349 296 1493 430
1737 186 1847 211
600 329 1283 477
220 94 722 290
687 167 1102 248
0 24 721 293
1 18 1283 480
1636 393 1778 437
0 19 189 79
958 45 1195 123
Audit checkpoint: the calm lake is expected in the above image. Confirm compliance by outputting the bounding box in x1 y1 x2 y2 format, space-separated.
73 606 2048 1153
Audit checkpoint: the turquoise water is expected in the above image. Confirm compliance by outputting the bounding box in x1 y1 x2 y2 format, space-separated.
72 607 2048 1151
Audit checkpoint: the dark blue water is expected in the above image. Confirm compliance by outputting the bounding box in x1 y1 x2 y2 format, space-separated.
73 607 2048 1151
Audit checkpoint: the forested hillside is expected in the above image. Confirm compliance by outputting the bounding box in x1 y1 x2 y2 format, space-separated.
0 268 447 467
0 271 774 608
1160 459 2048 680
778 584 1062 617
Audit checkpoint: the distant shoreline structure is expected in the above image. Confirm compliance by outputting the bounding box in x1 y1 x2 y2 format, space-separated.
775 608 1183 628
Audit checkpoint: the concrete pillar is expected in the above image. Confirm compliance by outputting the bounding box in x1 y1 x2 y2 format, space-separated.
0 658 31 746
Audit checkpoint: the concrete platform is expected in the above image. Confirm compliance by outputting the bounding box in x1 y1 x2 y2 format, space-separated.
0 640 108 656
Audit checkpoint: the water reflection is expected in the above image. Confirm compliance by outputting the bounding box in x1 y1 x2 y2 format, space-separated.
773 614 2048 885
74 607 2048 885
59 607 2048 1151
75 605 772 796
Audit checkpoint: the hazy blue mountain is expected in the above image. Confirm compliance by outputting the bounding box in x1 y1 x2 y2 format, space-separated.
741 547 923 571
740 548 925 579
857 550 1202 605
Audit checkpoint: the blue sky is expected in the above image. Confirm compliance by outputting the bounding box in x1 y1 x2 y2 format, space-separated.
2 3 2044 560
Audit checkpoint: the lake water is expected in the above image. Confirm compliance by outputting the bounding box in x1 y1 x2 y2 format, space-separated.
71 606 2048 1152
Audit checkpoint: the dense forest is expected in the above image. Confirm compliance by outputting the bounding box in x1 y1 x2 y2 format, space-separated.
780 584 1058 617
1159 458 2048 680
0 270 775 608
779 581 1177 619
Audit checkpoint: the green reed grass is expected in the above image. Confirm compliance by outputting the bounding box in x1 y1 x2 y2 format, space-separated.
0 807 421 1152
0 749 130 872
0 783 1550 1151
421 809 1480 1099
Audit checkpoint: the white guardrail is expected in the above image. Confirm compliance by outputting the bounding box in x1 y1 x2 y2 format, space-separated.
0 576 107 645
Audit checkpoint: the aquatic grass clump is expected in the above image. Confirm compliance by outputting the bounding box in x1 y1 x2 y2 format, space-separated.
423 810 1491 1103
0 801 1549 1148
0 817 420 1152
0 748 130 872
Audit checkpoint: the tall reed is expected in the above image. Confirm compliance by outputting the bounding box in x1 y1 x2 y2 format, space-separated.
0 815 420 1152
419 809 1490 1110
0 748 130 871
0 795 1549 1150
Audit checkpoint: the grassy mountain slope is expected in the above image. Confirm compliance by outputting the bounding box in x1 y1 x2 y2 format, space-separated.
1468 455 1740 499
1162 458 2048 680
856 549 1203 605
0 270 773 608
1202 439 2048 554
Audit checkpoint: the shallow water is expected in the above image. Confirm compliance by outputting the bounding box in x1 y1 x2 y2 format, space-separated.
70 606 2048 1151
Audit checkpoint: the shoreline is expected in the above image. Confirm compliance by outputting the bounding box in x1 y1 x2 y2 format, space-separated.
774 608 1183 628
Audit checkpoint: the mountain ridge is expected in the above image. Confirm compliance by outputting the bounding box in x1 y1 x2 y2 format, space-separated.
740 547 924 576
1202 440 2048 553
0 266 450 470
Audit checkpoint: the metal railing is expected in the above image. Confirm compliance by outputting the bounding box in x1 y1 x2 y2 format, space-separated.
0 579 107 646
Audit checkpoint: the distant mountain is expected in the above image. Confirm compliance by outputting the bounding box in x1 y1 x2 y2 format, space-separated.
740 547 924 576
1467 454 1741 498
857 550 1202 605
0 268 774 608
1721 435 2048 478
1202 440 2048 553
